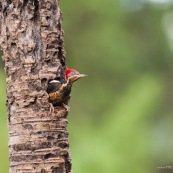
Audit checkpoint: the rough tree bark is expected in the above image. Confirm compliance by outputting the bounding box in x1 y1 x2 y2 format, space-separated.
0 0 72 173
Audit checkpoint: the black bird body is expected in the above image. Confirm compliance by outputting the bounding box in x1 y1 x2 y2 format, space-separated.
47 69 87 110
47 79 72 105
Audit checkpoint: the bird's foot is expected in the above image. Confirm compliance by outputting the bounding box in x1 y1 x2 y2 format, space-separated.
62 103 70 112
49 103 54 114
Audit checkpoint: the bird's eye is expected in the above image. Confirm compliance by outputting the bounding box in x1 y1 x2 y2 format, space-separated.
68 72 75 77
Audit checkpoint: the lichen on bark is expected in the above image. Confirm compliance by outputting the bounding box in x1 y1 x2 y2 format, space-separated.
0 0 72 172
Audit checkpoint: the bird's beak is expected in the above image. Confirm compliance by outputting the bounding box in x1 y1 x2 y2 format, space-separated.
70 73 88 82
78 74 88 78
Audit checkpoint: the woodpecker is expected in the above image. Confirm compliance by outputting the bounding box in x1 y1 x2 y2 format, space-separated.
47 69 87 111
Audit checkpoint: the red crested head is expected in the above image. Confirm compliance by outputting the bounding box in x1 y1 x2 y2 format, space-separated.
64 68 87 82
65 69 79 80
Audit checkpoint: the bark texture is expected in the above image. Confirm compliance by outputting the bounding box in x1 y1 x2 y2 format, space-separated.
0 0 71 173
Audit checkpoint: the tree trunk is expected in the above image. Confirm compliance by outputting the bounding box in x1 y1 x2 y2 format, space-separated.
0 0 72 173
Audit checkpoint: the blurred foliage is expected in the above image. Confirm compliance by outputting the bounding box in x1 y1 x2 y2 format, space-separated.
1 0 173 172
0 62 9 172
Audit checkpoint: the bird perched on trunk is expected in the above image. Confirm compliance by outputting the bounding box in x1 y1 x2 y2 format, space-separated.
47 69 87 111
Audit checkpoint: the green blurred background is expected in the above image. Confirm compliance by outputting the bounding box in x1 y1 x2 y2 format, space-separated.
1 0 173 172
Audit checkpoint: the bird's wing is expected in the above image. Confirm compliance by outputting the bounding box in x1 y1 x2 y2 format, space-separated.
46 80 62 94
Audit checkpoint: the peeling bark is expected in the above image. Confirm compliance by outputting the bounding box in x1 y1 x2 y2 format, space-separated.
0 0 71 172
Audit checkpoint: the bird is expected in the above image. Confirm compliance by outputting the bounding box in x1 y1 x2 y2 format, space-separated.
47 68 87 111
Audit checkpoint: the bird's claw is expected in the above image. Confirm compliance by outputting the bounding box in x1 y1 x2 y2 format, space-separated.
62 103 70 112
49 103 54 114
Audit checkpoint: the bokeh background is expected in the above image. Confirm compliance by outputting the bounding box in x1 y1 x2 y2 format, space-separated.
1 0 173 172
